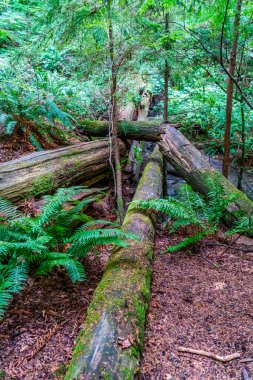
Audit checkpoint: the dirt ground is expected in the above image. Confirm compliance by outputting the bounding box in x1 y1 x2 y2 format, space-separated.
0 257 104 380
0 141 31 163
140 230 253 380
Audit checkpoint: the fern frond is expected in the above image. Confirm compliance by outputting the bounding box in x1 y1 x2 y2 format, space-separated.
162 228 214 253
36 257 85 282
0 197 21 219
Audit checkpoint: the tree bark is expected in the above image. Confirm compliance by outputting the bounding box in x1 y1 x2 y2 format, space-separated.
79 120 165 141
163 12 170 196
222 0 243 178
159 126 253 223
65 146 163 380
237 101 245 190
108 0 124 224
0 139 126 203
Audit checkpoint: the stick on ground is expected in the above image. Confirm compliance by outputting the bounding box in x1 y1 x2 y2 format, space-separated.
178 347 240 363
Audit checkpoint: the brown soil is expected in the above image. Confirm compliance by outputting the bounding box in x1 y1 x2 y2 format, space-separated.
140 231 253 380
0 257 103 380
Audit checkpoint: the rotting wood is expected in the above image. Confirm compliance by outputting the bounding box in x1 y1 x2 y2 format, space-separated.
0 139 126 202
65 146 163 380
159 126 253 223
79 119 166 141
178 347 240 363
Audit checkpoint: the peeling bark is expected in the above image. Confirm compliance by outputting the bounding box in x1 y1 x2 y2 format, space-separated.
65 146 163 380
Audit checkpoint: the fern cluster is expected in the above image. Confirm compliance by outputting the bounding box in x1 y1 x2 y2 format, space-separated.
131 177 240 253
0 187 135 318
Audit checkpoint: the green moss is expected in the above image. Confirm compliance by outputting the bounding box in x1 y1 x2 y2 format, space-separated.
0 370 6 379
29 174 55 197
121 367 135 379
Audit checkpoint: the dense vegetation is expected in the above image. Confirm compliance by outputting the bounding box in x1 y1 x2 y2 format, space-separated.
1 1 252 155
0 1 253 377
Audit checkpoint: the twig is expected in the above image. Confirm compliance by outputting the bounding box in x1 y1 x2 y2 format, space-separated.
240 358 253 363
178 347 240 362
202 254 220 268
221 234 242 254
207 242 253 253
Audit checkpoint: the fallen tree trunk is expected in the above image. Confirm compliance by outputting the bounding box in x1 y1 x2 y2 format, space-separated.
79 119 166 141
65 146 163 380
159 126 253 220
0 139 126 202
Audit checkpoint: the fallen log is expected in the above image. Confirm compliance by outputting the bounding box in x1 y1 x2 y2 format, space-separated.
79 119 166 141
0 139 126 202
65 146 163 380
159 126 253 221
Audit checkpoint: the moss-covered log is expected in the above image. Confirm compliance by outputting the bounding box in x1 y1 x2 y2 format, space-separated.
159 126 253 220
65 146 163 380
79 120 166 141
0 139 126 202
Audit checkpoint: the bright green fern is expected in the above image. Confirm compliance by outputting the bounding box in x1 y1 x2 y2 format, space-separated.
0 187 136 318
131 177 239 253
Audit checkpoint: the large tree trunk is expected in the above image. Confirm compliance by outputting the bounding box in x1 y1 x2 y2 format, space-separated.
159 126 253 222
222 0 243 178
65 146 163 380
0 139 126 203
79 120 166 141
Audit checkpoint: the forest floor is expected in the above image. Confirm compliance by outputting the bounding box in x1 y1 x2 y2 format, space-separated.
0 141 30 163
0 256 104 380
140 228 253 380
1 225 252 380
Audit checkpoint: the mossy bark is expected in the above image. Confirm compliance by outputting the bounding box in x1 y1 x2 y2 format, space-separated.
65 146 163 380
0 139 126 202
159 126 253 222
79 120 166 142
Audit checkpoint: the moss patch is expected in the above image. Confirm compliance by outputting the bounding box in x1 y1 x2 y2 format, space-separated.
29 174 56 197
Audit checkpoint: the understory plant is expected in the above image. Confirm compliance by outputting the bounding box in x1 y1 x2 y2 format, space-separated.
0 187 135 318
131 177 239 253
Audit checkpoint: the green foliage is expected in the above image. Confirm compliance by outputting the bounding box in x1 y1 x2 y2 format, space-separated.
131 177 239 252
0 187 136 318
227 214 253 236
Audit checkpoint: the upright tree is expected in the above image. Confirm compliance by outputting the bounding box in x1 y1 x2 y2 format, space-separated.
222 0 243 178
107 0 124 223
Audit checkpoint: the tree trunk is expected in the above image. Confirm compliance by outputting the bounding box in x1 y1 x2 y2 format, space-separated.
79 120 165 141
108 0 124 224
0 139 126 203
65 146 163 380
222 0 243 178
237 101 245 190
163 12 170 196
159 126 253 222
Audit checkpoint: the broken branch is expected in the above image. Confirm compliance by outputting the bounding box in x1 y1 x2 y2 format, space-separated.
178 347 240 363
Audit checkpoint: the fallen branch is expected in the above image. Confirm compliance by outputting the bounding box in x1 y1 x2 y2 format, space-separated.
178 347 240 363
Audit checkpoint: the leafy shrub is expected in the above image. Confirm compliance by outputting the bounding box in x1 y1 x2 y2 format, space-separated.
131 177 239 253
0 187 135 317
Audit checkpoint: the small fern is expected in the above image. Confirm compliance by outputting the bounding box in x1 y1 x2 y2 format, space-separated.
226 213 253 236
0 186 135 317
131 177 239 253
